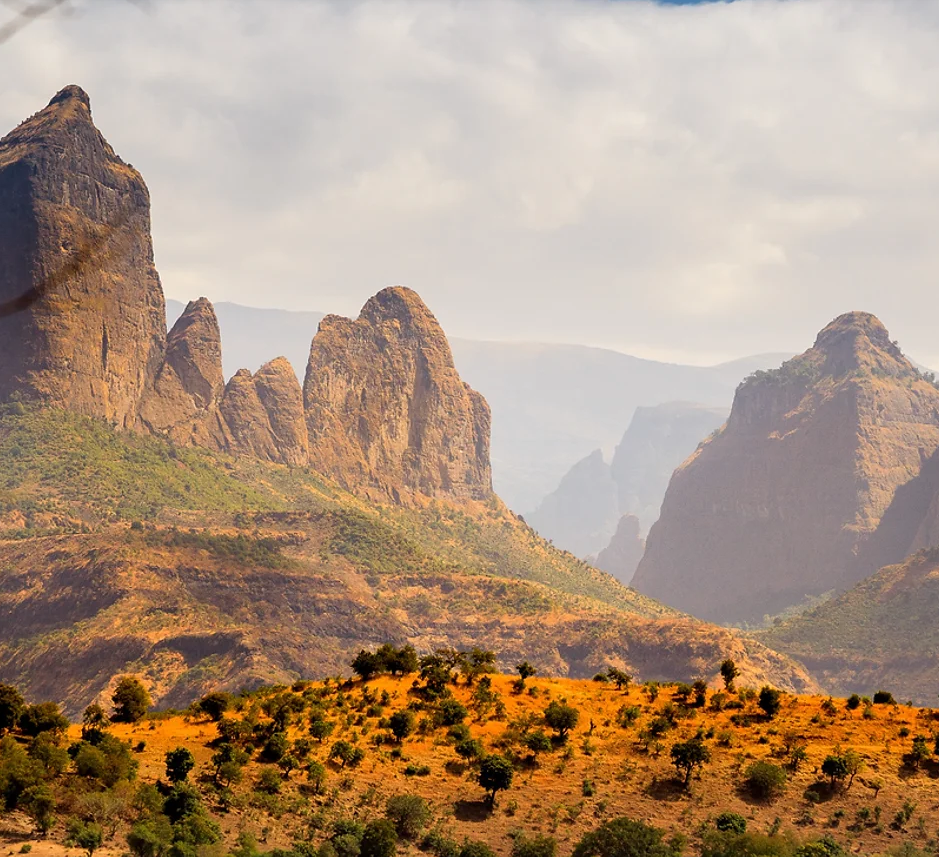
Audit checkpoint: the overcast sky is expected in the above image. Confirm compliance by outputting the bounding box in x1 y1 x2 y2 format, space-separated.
3 0 939 366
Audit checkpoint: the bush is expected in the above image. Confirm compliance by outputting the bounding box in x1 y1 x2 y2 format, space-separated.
512 834 557 857
846 694 861 711
386 794 431 839
460 842 496 857
743 761 787 801
66 819 103 857
165 746 195 783
361 819 398 857
572 817 681 857
715 812 747 834
438 698 469 726
18 703 69 738
670 736 710 785
389 710 417 742
873 690 896 705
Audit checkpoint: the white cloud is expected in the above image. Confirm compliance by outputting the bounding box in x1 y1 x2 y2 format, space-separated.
3 0 939 365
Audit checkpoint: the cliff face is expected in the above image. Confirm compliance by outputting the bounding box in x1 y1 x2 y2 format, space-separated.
526 449 620 557
303 287 492 503
0 86 166 428
593 514 645 586
632 312 939 624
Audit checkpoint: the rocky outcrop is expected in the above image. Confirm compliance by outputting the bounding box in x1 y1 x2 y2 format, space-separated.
610 402 728 532
593 515 645 586
526 450 619 557
633 312 939 624
0 85 166 428
139 298 225 445
303 287 492 503
253 358 310 467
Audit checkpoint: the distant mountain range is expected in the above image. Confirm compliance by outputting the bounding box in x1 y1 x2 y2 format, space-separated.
167 298 789 511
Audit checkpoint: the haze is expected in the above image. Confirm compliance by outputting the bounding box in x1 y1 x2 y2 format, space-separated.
3 0 938 366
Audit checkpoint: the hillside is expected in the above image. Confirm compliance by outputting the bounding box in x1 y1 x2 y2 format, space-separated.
633 312 939 625
759 548 939 705
0 405 816 716
1 671 937 857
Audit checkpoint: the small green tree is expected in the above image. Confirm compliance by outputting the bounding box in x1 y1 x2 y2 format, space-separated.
197 692 232 722
743 761 787 801
758 687 783 719
165 747 195 783
544 701 579 740
525 729 553 762
719 659 739 692
111 677 151 723
307 760 327 794
670 736 711 786
389 709 417 742
516 661 537 689
18 702 69 738
0 684 26 736
478 754 514 805
821 754 849 790
23 784 56 835
67 819 104 857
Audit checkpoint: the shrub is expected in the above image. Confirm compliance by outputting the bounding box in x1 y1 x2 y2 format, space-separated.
438 698 469 726
720 659 740 691
386 793 431 839
18 703 69 738
390 710 417 742
873 690 896 705
714 812 747 834
616 705 641 728
127 817 174 857
256 767 282 795
743 761 787 801
361 819 398 857
512 834 557 857
572 817 680 857
307 760 327 794
460 842 496 857
66 819 103 857
197 692 232 721
846 694 861 711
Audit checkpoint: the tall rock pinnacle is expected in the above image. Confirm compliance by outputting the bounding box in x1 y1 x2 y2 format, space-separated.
632 312 939 624
303 287 492 503
0 85 166 428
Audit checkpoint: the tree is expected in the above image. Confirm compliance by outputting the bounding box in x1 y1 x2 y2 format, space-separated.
525 730 552 761
307 760 327 794
361 819 398 857
571 817 680 857
544 701 579 740
389 709 416 742
478 754 514 805
66 819 104 857
719 659 739 691
464 648 497 685
197 692 232 721
351 649 384 681
456 737 485 762
81 704 109 745
821 754 849 790
758 687 783 719
127 816 173 857
846 694 861 711
873 690 896 705
438 698 468 726
385 793 431 839
329 741 364 768
111 677 151 723
692 680 708 707
309 717 335 743
0 684 25 735
23 784 56 835
516 661 537 688
670 736 711 786
165 747 195 783
910 736 931 768
18 702 69 738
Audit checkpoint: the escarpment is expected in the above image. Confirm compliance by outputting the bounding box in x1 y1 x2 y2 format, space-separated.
632 312 939 624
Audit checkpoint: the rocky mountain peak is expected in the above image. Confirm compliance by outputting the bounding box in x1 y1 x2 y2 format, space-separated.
304 288 492 503
0 85 165 429
812 311 906 376
163 298 225 409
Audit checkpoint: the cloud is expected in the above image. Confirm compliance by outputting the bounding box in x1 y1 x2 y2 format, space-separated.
2 0 939 366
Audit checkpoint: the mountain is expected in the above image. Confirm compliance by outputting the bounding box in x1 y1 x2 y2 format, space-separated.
633 312 939 625
303 288 491 504
0 84 165 428
592 514 645 586
525 449 620 558
0 86 816 712
524 402 727 560
759 548 939 704
166 298 788 512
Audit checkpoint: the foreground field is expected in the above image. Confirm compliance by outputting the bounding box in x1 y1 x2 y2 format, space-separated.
3 669 939 857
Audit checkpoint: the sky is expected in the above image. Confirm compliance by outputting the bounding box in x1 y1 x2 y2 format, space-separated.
3 0 939 366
